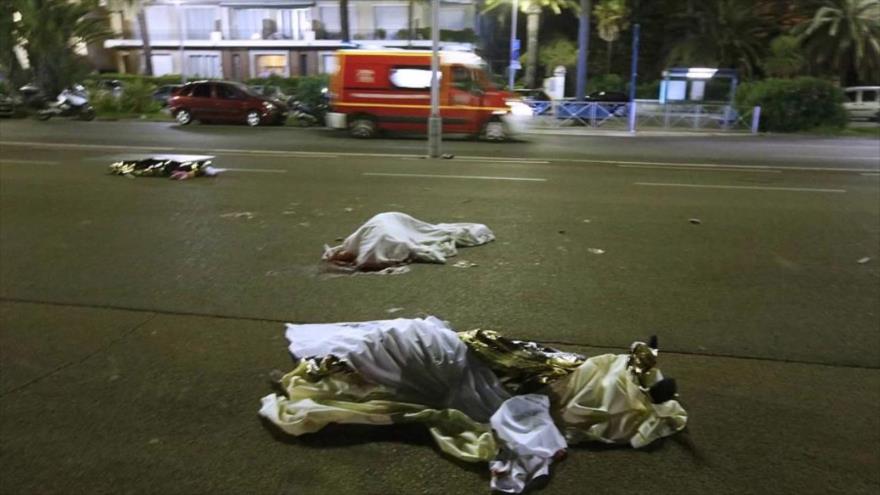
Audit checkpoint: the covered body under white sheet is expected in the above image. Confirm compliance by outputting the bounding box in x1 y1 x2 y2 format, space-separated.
322 212 494 269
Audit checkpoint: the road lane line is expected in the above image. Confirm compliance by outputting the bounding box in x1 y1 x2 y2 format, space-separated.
861 172 880 177
617 164 781 173
2 140 878 173
364 172 547 182
634 182 846 193
0 159 58 165
221 168 287 173
400 157 550 164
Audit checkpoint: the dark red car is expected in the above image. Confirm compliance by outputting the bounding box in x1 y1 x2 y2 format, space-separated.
169 81 288 127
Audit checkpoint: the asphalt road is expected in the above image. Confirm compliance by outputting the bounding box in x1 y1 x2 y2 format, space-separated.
1 119 879 494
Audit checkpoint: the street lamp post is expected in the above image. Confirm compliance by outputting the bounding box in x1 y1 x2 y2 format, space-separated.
508 0 519 90
427 0 441 158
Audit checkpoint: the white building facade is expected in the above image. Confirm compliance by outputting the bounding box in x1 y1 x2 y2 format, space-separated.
103 0 478 79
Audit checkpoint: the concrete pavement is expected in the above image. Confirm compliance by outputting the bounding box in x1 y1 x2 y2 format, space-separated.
1 120 878 494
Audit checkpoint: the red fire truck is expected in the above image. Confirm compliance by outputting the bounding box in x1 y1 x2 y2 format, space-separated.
325 50 532 140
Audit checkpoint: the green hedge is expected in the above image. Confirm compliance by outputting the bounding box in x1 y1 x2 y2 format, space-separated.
736 77 847 132
245 74 329 107
87 73 183 86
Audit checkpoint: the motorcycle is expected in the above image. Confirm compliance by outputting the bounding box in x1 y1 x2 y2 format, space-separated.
36 85 95 121
286 87 330 127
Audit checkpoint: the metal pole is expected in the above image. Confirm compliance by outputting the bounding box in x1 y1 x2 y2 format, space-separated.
508 0 518 90
751 106 761 134
575 0 589 100
628 23 639 102
428 0 441 157
177 2 187 83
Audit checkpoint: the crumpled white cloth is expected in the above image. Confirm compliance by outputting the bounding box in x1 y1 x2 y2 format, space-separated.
284 316 510 422
322 212 495 269
489 395 567 494
548 353 688 448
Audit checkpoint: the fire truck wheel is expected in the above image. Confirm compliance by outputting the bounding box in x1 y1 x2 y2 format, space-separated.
349 116 377 138
483 120 506 141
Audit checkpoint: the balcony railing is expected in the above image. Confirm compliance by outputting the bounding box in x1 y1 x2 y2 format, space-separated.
118 27 477 43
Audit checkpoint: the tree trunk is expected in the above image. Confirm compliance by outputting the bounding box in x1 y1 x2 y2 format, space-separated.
340 0 350 42
407 0 413 46
575 0 590 100
607 40 613 73
525 6 540 89
136 9 153 76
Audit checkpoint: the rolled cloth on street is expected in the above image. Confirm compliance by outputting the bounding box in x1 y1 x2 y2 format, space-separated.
322 212 495 269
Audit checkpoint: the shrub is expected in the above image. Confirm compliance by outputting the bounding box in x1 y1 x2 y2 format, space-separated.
736 77 847 132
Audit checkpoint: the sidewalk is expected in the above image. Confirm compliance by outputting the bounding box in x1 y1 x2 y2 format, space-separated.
2 300 877 495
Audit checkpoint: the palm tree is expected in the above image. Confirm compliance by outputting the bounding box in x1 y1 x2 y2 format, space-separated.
120 0 153 76
796 0 880 84
484 0 578 88
340 0 350 42
666 0 770 78
13 0 111 94
593 0 629 73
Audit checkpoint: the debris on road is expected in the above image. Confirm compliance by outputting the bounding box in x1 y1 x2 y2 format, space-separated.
587 248 605 255
442 153 455 159
452 260 478 268
385 307 405 314
220 212 255 220
582 219 591 223
857 257 872 264
260 317 687 494
323 212 494 271
108 155 221 180
689 218 702 225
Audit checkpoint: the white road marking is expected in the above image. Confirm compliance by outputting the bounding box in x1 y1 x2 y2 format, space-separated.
617 164 781 173
401 157 550 164
0 159 58 165
785 154 879 161
634 182 846 193
1 140 877 173
861 172 880 177
364 172 547 182
221 168 287 173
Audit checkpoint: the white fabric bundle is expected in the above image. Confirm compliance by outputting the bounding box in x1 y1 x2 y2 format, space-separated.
322 212 495 270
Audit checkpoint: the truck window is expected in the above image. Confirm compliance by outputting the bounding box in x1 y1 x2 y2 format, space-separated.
452 66 473 91
389 66 437 89
862 90 877 102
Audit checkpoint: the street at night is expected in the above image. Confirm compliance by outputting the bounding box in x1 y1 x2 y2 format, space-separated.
1 119 878 493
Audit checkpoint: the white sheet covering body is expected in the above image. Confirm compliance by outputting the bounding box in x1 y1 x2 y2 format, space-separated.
322 212 495 269
489 394 567 493
548 353 688 448
283 316 510 422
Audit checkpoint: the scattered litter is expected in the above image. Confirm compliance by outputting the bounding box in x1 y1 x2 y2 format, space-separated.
344 207 354 212
453 260 478 268
109 155 221 180
108 374 119 382
335 237 344 242
148 438 160 445
260 318 687 494
557 230 566 235
220 211 255 220
442 153 455 159
857 257 872 264
323 212 494 271
282 211 296 215
582 219 591 223
298 222 311 228
587 248 605 255
385 307 405 314
689 218 702 225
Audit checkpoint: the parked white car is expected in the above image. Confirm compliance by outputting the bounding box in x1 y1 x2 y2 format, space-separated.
843 86 879 121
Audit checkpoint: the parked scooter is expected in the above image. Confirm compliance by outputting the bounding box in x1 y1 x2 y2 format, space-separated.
36 85 95 121
287 88 329 126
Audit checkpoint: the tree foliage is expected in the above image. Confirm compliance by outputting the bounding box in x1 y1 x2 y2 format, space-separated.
762 35 805 77
8 0 111 94
796 0 880 83
593 0 629 43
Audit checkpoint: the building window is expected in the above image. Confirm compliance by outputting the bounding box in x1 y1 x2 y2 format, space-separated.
439 7 467 30
187 54 221 78
184 7 218 40
374 6 407 38
254 53 289 77
150 54 174 76
143 5 174 41
300 53 309 76
320 53 337 74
